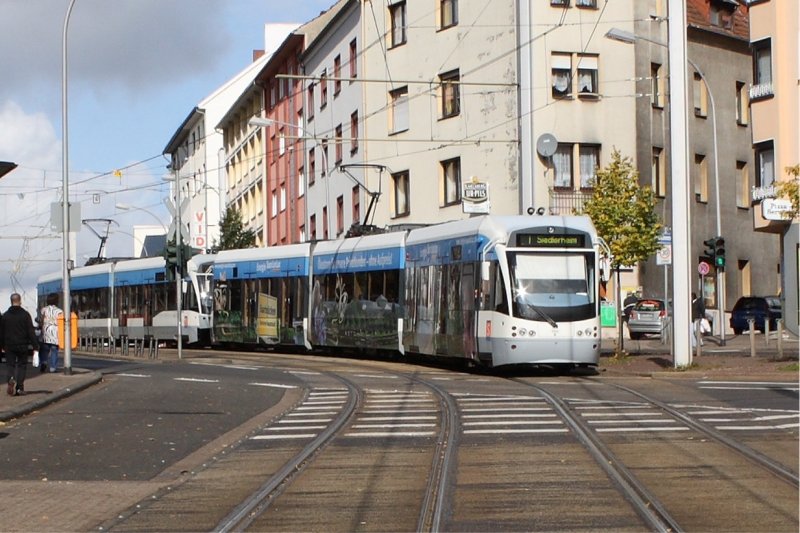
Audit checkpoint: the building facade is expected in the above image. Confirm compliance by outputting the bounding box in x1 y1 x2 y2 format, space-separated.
746 0 799 334
625 0 781 332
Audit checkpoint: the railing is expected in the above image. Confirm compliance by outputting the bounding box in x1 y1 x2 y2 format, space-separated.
548 189 593 215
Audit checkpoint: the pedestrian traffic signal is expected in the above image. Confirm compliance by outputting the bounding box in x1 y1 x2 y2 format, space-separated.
713 236 725 268
703 237 716 260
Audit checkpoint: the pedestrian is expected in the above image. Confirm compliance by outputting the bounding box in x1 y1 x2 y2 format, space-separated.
1 293 39 396
39 293 62 373
623 291 638 322
691 292 705 348
39 293 63 373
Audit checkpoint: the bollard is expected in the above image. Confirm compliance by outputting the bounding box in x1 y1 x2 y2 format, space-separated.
777 319 784 359
765 318 770 347
748 318 756 357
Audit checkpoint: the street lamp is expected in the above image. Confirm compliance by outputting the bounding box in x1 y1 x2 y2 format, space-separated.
61 0 77 375
0 161 18 179
115 203 168 230
603 10 693 366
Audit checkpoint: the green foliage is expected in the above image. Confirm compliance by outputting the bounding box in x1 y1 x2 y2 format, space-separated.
775 164 800 220
216 206 256 251
578 149 662 269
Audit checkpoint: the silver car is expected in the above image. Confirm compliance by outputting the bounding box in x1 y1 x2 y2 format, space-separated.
627 298 669 340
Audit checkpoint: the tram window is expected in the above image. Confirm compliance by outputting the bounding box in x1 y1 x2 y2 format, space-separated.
494 265 508 314
384 270 399 303
354 272 368 300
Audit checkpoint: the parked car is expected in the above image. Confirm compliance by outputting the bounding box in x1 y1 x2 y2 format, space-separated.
627 298 669 340
730 296 782 335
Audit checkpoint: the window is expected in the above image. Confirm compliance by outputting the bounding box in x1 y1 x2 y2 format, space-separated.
440 157 461 206
308 148 316 186
694 154 708 203
651 63 664 108
350 111 359 153
349 39 358 79
439 0 457 29
320 69 328 108
709 2 734 29
440 69 460 118
576 0 596 6
333 55 341 95
576 54 598 97
310 214 317 241
755 141 775 188
335 124 343 165
321 139 328 177
751 39 773 99
389 1 407 48
551 53 572 98
392 170 410 217
693 73 707 117
653 147 666 198
738 259 752 299
579 145 599 188
352 185 360 224
390 86 409 133
271 190 278 218
552 143 574 189
297 167 305 197
322 207 329 240
735 81 748 125
551 0 568 5
307 84 315 120
736 161 749 209
336 195 344 236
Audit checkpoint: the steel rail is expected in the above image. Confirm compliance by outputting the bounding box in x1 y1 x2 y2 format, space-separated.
214 373 361 532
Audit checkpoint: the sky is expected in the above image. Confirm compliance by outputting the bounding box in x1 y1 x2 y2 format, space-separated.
0 0 336 311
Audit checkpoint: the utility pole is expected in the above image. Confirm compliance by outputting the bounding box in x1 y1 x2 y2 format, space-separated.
174 166 183 359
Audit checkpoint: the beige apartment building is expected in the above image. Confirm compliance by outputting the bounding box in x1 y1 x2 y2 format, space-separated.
747 0 799 334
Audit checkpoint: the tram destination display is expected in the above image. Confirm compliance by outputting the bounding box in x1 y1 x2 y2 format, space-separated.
516 233 586 248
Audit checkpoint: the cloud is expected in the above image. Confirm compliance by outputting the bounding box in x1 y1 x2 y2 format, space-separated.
0 0 231 108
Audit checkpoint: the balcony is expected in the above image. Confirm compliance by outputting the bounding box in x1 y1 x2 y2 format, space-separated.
749 82 774 100
548 189 592 215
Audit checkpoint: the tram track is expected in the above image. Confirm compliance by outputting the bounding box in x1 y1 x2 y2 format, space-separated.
100 354 460 532
513 377 799 532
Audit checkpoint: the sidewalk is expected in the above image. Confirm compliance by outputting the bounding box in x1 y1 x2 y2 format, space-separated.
599 327 800 378
0 367 101 422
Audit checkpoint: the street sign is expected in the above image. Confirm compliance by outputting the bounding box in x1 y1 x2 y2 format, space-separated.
656 244 672 265
698 261 710 276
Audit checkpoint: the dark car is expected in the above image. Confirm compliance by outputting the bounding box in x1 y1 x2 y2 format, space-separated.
627 298 669 340
729 296 782 335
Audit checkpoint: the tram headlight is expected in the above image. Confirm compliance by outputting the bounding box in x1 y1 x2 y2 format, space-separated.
585 328 594 337
576 330 583 337
518 328 527 336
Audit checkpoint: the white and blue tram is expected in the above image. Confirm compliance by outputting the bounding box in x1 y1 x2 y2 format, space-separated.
37 215 601 368
403 215 601 367
37 255 212 346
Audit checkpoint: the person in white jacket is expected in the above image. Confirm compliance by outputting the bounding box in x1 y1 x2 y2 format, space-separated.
39 293 63 373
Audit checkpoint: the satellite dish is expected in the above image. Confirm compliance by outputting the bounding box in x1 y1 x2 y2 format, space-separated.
536 133 558 158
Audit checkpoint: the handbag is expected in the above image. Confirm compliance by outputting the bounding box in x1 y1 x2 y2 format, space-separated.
32 350 40 368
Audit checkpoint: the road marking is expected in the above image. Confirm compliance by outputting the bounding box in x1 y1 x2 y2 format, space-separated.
354 374 399 379
595 427 690 433
116 373 151 378
463 420 564 426
249 382 297 389
358 416 438 421
351 423 436 429
173 377 219 383
464 428 568 434
462 413 557 419
699 386 799 391
344 431 437 437
697 380 798 386
251 434 316 440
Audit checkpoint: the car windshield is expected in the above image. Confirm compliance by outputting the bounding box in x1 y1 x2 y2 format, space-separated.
736 298 766 311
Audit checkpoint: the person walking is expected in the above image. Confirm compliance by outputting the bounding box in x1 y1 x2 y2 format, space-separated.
691 292 705 348
1 293 39 396
39 293 63 373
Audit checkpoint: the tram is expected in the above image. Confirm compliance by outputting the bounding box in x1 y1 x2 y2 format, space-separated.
38 215 602 368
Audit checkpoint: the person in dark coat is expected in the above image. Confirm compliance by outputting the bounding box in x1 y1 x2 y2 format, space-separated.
691 292 705 348
1 293 39 396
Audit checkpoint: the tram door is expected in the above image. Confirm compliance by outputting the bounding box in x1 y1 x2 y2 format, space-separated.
461 264 477 358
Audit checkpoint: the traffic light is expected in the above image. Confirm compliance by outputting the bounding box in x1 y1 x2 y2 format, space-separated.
703 237 716 260
713 236 725 268
164 241 180 281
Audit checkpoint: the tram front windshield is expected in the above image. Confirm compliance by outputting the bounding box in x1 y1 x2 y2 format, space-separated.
508 252 596 322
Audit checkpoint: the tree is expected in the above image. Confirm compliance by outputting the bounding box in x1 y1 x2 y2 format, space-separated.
775 165 800 220
216 206 256 251
578 149 662 352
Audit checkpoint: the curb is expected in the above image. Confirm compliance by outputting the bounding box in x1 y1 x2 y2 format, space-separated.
0 371 103 422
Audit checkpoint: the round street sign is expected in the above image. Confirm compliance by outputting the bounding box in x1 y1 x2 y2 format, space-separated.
698 261 710 276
